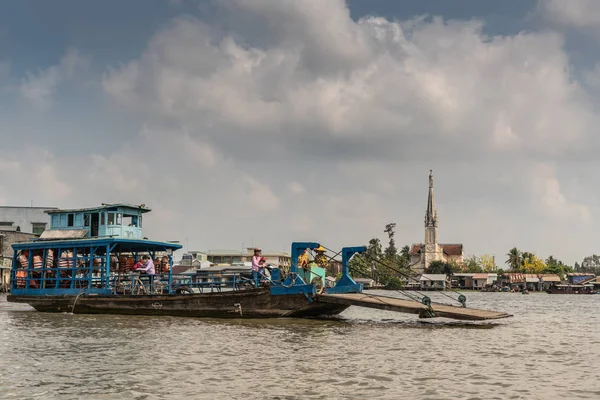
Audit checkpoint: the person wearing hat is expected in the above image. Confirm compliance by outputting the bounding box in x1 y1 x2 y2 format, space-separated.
314 245 328 270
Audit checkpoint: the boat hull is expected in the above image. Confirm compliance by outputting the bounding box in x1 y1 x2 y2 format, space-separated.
7 288 348 318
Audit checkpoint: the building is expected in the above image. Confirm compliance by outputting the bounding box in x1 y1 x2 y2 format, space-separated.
202 248 291 268
0 206 58 235
419 274 448 290
410 171 464 274
0 229 39 291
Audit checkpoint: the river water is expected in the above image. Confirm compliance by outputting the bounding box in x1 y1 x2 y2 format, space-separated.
0 291 599 399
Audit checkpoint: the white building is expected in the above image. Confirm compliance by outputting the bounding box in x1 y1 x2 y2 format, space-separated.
0 206 57 235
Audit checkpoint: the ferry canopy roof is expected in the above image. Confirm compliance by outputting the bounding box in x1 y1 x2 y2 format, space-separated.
12 237 182 252
45 203 151 214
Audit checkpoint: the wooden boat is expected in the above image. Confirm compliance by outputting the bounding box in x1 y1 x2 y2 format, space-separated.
7 204 511 321
546 284 597 294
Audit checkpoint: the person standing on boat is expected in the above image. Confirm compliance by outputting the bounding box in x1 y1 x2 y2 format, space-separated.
251 248 262 287
314 246 328 270
298 248 310 280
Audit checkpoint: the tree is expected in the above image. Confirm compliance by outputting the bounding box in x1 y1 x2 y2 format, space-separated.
399 245 411 268
462 255 483 273
521 252 533 266
383 223 398 262
580 255 600 275
480 254 497 272
349 237 383 280
506 248 522 270
522 254 545 274
426 260 454 275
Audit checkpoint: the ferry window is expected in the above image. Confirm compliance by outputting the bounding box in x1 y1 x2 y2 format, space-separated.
107 213 115 225
51 215 58 226
101 213 105 225
139 216 143 228
84 214 90 227
117 213 122 225
67 214 74 227
60 214 67 227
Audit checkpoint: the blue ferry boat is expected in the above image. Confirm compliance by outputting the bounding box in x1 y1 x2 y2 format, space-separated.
6 204 511 321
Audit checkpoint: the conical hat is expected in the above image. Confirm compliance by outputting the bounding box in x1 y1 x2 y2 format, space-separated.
314 245 326 252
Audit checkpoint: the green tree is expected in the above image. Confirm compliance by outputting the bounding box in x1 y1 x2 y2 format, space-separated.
399 245 411 268
426 260 454 275
383 223 399 266
462 255 483 273
521 252 533 267
506 247 522 271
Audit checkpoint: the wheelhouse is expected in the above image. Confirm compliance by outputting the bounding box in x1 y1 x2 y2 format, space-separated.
45 204 150 239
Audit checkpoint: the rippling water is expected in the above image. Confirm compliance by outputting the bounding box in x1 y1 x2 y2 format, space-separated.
1 291 599 399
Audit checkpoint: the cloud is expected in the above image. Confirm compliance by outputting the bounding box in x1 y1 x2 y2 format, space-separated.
531 164 590 224
19 48 90 108
5 1 600 264
103 7 596 165
287 181 305 195
538 0 600 29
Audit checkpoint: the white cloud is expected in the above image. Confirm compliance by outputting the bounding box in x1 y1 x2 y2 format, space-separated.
287 181 305 195
531 163 590 223
538 0 600 29
19 48 90 108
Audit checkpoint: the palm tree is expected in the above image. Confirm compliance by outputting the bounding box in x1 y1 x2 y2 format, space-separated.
506 247 522 271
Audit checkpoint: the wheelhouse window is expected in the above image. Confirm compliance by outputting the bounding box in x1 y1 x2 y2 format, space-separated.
84 214 90 227
107 213 115 225
67 214 74 227
100 213 105 225
116 213 122 225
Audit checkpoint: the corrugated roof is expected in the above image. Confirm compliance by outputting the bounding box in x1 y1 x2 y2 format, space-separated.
541 275 561 282
39 229 88 240
420 274 447 281
46 204 151 214
472 273 488 279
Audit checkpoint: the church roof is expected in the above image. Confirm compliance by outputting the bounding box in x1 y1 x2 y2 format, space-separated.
409 243 463 256
442 244 463 256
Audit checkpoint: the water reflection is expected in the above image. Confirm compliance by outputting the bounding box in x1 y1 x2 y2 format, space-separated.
1 292 599 399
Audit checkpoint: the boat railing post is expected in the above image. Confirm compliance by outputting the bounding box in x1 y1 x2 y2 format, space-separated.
27 250 33 290
41 248 47 289
167 253 173 295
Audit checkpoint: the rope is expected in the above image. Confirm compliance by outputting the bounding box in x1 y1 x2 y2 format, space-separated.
365 254 466 307
320 244 465 308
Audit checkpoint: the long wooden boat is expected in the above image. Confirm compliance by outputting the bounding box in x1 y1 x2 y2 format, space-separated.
6 204 511 321
546 284 597 294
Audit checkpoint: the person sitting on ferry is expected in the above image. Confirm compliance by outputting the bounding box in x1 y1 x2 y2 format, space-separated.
136 255 155 275
251 248 262 287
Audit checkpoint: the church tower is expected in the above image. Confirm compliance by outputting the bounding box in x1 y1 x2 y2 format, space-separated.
423 170 440 268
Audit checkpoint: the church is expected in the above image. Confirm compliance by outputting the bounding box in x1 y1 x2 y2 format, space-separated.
409 170 464 274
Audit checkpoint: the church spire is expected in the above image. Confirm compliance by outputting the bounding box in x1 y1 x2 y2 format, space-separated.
425 169 437 228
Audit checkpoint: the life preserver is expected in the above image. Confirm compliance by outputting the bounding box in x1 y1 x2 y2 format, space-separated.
33 255 43 270
15 270 26 288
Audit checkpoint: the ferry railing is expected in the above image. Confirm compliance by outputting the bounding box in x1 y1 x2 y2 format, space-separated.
107 272 263 295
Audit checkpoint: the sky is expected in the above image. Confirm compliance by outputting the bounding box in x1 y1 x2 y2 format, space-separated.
1 0 600 265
